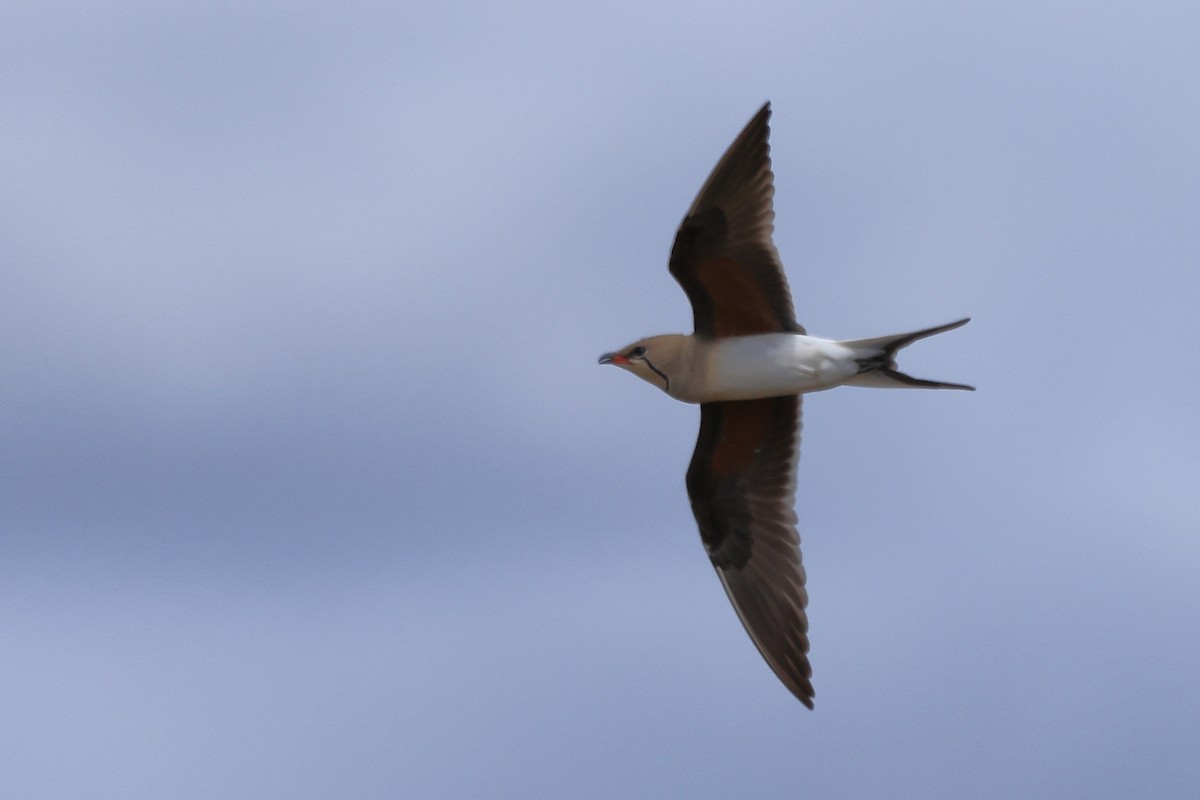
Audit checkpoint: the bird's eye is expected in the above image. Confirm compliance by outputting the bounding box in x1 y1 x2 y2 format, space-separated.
629 346 647 359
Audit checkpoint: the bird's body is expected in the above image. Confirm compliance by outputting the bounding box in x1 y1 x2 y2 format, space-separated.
609 328 970 403
703 333 861 400
599 103 972 708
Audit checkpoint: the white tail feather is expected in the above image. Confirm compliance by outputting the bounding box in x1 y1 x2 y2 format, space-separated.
843 318 974 391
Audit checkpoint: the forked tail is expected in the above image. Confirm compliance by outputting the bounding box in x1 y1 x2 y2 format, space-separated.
844 318 974 390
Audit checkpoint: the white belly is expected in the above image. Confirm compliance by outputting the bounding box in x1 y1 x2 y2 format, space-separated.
701 334 861 401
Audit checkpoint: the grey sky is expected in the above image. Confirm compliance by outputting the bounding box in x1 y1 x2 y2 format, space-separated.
2 2 1198 798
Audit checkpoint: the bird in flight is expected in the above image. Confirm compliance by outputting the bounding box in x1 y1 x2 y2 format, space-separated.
599 103 972 708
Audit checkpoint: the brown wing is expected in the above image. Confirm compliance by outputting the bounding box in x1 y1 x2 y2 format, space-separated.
668 102 804 338
686 396 813 708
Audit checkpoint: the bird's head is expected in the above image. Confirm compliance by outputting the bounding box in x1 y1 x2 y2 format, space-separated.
598 334 688 395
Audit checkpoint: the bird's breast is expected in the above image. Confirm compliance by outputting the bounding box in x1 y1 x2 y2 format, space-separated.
697 334 861 401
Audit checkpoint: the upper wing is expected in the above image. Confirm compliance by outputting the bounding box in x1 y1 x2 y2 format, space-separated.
686 395 813 707
668 103 804 338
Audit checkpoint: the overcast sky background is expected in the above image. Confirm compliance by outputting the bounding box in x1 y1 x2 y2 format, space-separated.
3 2 1198 798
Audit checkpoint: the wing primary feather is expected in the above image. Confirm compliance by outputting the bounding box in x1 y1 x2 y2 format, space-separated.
668 103 805 338
686 396 813 707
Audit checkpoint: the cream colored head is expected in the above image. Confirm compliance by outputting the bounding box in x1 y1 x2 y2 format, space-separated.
598 334 691 395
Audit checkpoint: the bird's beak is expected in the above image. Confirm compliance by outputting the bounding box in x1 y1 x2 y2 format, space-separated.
598 352 628 366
